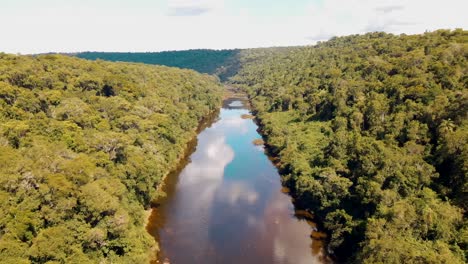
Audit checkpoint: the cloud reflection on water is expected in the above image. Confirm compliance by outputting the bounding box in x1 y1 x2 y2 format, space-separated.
157 107 329 264
224 182 259 206
159 125 235 262
255 190 326 264
214 114 249 134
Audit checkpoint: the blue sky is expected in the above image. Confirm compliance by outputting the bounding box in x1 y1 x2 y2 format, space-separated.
0 0 466 54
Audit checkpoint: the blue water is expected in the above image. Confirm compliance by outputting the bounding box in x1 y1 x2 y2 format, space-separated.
149 99 329 264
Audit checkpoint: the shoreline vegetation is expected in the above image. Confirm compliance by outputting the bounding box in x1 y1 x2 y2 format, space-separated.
0 53 223 263
146 107 222 264
1 28 465 264
148 107 222 206
229 30 467 263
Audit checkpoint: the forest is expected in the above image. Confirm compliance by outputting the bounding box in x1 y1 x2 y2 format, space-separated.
3 29 466 263
75 50 240 81
228 29 467 263
0 54 223 263
75 31 467 262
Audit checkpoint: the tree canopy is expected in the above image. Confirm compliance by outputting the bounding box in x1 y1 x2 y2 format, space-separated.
75 49 240 81
43 29 468 263
228 29 467 263
0 53 223 263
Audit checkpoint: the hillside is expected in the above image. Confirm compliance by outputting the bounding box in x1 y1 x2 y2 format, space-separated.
229 29 467 263
0 54 223 263
76 49 240 80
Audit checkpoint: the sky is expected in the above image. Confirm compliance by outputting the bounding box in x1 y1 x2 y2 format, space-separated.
0 0 467 54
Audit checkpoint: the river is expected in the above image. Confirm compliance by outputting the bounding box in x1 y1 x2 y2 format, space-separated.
147 96 330 264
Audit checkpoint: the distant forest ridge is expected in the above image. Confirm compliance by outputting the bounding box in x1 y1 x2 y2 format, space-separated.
75 31 468 82
75 49 241 81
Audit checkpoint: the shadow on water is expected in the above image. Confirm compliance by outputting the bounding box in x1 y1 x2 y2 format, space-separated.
147 97 332 264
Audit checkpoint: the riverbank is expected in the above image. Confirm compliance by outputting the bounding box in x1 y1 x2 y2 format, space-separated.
223 85 247 100
146 95 330 263
236 87 336 262
149 108 221 206
145 107 221 262
254 115 335 257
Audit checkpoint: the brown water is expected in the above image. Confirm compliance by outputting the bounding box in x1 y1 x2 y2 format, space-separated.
147 98 330 264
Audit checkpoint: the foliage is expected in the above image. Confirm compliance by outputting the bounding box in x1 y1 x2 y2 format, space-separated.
0 53 223 263
75 49 241 81
229 29 467 262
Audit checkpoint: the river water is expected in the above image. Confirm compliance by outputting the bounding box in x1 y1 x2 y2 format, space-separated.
147 97 330 264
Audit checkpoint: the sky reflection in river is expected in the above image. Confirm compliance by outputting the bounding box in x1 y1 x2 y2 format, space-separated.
150 100 330 264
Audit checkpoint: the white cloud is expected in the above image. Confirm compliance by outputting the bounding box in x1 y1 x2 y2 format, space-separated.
0 0 466 53
304 0 468 42
218 115 249 134
167 0 224 16
375 5 404 14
